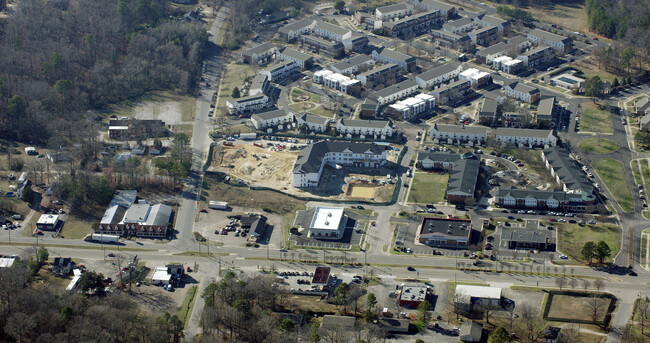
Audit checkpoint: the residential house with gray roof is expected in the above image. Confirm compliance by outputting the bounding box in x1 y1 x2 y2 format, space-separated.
415 62 463 89
527 29 573 52
496 128 556 147
330 54 374 75
250 109 295 131
336 118 394 137
372 47 417 72
375 2 412 21
504 81 540 103
278 18 316 42
417 151 481 203
541 147 594 195
276 47 314 69
296 113 331 133
242 42 277 65
373 79 419 105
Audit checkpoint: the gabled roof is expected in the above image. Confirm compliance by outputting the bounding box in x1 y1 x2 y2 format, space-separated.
480 98 497 114
299 113 329 125
145 204 172 226
448 157 480 195
251 108 292 122
294 141 388 174
357 63 399 78
278 18 315 34
331 54 373 72
374 47 416 63
243 42 276 57
340 118 393 129
460 321 483 340
374 79 418 98
476 42 508 57
277 47 313 62
506 81 539 95
315 21 350 36
528 28 572 43
507 35 529 46
376 2 410 14
416 62 462 82
636 97 650 112
496 127 553 138
421 0 454 11
431 124 488 135
537 97 556 118
476 14 508 26
542 147 593 194
444 17 473 29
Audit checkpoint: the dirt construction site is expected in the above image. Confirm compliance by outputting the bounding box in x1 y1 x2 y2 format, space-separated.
210 143 299 189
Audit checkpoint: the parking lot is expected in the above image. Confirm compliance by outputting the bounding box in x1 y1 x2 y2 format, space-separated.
393 217 481 256
489 219 560 262
290 209 366 249
195 206 284 248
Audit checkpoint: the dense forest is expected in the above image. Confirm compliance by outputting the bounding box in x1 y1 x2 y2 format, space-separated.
0 0 208 145
586 0 650 39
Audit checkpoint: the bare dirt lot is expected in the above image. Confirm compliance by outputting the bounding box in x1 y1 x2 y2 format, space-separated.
110 91 195 125
212 143 298 187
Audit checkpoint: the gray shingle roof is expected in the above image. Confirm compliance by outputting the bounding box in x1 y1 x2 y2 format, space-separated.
507 35 528 46
357 63 399 77
421 0 454 11
537 97 556 118
251 108 292 122
443 17 473 29
294 141 388 174
374 47 416 63
374 79 417 98
315 21 350 36
278 47 313 62
331 54 373 72
476 42 508 57
340 118 393 129
497 186 579 202
417 61 462 82
278 18 315 34
243 42 276 57
542 147 593 194
480 98 497 115
448 156 480 195
496 127 553 138
528 28 571 43
431 124 488 135
299 113 329 125
377 2 410 14
506 81 540 95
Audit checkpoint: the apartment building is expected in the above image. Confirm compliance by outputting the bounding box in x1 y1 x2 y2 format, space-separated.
356 63 401 87
226 94 271 115
504 81 540 103
375 2 412 21
468 25 499 46
527 29 573 53
541 147 595 194
536 97 558 128
249 74 271 96
420 0 455 18
374 79 419 106
517 45 552 67
259 61 298 82
297 113 330 133
386 93 435 120
473 14 511 33
313 21 351 42
478 98 497 125
429 79 472 105
250 109 295 131
443 17 474 34
430 30 473 51
495 186 597 213
416 151 481 203
313 70 362 94
336 119 394 138
276 47 314 69
277 18 316 42
372 47 417 72
330 54 374 75
429 124 488 145
496 128 557 147
242 42 277 65
299 35 345 58
415 61 463 89
383 10 442 39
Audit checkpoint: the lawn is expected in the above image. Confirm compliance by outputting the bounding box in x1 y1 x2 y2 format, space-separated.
216 63 257 116
498 147 555 184
631 160 642 186
175 285 198 328
572 57 621 83
580 102 613 134
555 222 621 264
61 215 96 239
407 172 449 204
640 161 650 194
280 294 338 314
578 138 619 154
592 158 634 213
546 293 611 324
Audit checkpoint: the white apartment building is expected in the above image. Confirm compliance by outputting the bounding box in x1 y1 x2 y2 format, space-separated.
226 94 271 114
330 55 374 75
374 79 419 106
527 29 573 52
375 2 412 21
278 18 316 41
459 68 491 87
496 128 557 147
296 113 330 133
313 21 351 42
259 61 298 82
336 119 394 138
250 109 295 131
387 93 435 120
429 124 488 145
415 62 463 89
313 70 361 94
505 81 540 103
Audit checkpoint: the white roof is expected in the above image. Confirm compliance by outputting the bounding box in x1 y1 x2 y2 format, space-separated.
389 103 409 111
455 285 502 300
504 59 522 66
0 258 16 268
109 126 129 130
460 68 480 78
152 266 172 282
341 79 360 86
309 207 345 231
315 70 334 77
401 97 425 106
326 73 352 82
470 71 490 80
415 93 435 101
37 214 60 225
493 56 512 63
25 147 36 152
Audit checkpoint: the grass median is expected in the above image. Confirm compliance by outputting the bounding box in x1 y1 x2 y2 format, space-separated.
632 160 642 186
407 172 449 204
592 158 634 212
554 222 621 264
580 102 613 134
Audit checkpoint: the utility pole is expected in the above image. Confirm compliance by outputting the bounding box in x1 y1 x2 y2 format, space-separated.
218 257 221 275
266 243 269 259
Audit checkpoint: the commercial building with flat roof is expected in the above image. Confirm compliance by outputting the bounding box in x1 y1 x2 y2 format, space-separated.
501 227 556 251
418 217 473 247
454 285 502 312
399 285 429 307
309 207 347 240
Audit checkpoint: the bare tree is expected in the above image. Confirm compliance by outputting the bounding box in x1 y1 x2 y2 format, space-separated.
568 278 578 290
555 277 567 290
114 254 126 290
638 300 649 335
558 324 581 343
517 302 544 342
585 295 606 326
451 288 466 320
594 279 605 293
582 279 591 291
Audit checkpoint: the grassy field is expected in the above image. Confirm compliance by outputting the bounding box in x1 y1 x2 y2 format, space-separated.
107 90 196 122
580 102 613 134
61 215 96 239
281 294 338 314
289 88 337 119
640 161 650 194
407 172 449 204
632 160 642 186
546 293 611 323
498 147 555 184
555 222 621 264
592 158 634 212
578 138 619 154
216 63 257 116
176 285 198 328
572 57 621 83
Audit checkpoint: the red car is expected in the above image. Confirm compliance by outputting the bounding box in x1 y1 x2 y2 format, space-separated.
593 37 599 40
199 209 208 213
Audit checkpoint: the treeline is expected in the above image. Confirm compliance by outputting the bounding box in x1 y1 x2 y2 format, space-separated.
586 0 650 39
0 261 183 343
0 0 208 145
496 5 534 23
222 0 304 49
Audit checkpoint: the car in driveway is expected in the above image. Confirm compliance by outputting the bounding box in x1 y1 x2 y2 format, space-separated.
108 253 115 257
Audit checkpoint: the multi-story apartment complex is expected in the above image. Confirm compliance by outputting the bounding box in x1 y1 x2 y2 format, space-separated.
383 10 441 39
373 79 419 106
250 109 295 131
296 113 331 133
443 17 474 34
429 79 472 105
313 70 361 94
429 124 488 145
527 29 573 53
375 2 412 21
495 187 597 213
536 97 559 128
276 47 314 69
330 54 374 75
259 61 298 82
504 81 540 103
516 45 552 67
386 93 435 120
226 94 271 115
541 147 594 194
372 47 417 72
299 35 345 58
242 42 277 65
278 18 316 42
356 63 401 87
293 141 388 188
478 98 497 125
420 0 455 19
249 74 271 96
336 119 394 138
416 151 481 204
468 25 499 46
